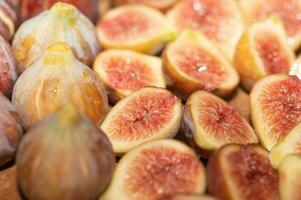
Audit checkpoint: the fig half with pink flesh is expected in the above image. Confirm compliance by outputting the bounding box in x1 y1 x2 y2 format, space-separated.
250 74 301 150
100 87 183 154
207 144 279 200
183 90 258 157
93 49 166 103
163 29 239 99
112 0 178 12
100 139 206 200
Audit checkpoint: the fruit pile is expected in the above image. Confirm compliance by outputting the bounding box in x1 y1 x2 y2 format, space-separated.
1 0 301 200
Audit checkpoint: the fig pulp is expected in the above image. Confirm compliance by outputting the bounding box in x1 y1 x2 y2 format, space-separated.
13 2 100 74
0 166 22 200
93 49 166 103
112 0 178 11
12 42 109 129
97 4 176 55
16 104 115 200
207 144 279 200
100 87 183 154
250 74 301 150
163 30 239 99
101 139 206 200
0 0 18 41
235 17 295 91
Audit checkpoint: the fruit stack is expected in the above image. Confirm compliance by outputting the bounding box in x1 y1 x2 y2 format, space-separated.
1 0 301 200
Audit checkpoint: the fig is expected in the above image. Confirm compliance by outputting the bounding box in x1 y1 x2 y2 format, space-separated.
250 74 301 150
163 29 239 99
239 0 301 50
161 194 217 200
112 0 179 12
234 17 295 91
0 166 22 200
13 2 100 74
183 90 258 157
97 4 176 55
228 88 251 123
101 139 206 200
207 144 279 200
93 49 166 103
100 87 183 154
16 104 115 200
0 0 18 41
167 0 245 60
0 94 22 167
12 42 109 129
290 55 301 79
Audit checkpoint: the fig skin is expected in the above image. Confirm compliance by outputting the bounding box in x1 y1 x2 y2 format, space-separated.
0 165 22 200
12 42 109 129
13 2 100 74
16 104 115 200
112 0 179 12
0 93 22 167
0 0 18 41
228 88 251 123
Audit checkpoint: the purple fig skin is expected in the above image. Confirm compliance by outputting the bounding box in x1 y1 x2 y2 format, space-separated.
0 0 18 41
16 105 115 200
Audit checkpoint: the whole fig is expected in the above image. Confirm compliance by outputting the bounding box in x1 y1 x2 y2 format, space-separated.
0 0 18 41
16 104 115 200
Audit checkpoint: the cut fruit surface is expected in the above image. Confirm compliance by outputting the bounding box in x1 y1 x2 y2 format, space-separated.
97 4 176 55
184 90 258 155
250 74 301 150
112 0 178 11
163 30 239 98
100 87 183 154
290 55 301 79
167 0 244 60
207 144 279 200
93 49 166 103
234 17 295 91
101 139 206 200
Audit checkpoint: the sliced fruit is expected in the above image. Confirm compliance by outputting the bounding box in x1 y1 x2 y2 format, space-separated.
290 55 301 79
163 29 239 99
207 144 279 200
234 17 295 91
250 74 301 150
101 139 206 200
167 0 244 60
183 90 258 157
161 194 217 200
279 154 301 200
228 88 251 123
0 166 22 200
239 0 301 50
97 4 176 55
112 0 178 12
93 49 166 103
100 87 183 154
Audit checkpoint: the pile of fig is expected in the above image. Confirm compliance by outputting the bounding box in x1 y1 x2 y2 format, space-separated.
2 0 301 200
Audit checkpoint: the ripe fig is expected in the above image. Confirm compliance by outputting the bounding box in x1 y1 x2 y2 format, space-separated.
161 194 217 200
12 42 109 129
167 0 244 60
228 88 251 123
112 0 178 12
183 90 258 157
163 29 239 99
93 49 166 103
100 87 183 154
0 0 18 41
97 4 176 55
101 139 206 200
0 166 22 200
13 2 100 74
0 94 22 166
207 144 279 200
250 74 301 150
290 55 301 79
235 17 295 91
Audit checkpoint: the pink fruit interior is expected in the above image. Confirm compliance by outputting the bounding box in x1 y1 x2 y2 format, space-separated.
124 145 201 200
228 145 279 200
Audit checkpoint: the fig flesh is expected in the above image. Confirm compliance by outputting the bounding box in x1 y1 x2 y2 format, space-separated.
207 144 279 200
101 139 206 200
163 30 239 99
0 166 22 200
93 49 166 103
161 194 217 200
100 87 183 154
97 4 176 55
250 74 301 150
234 17 295 91
112 0 178 12
0 0 18 41
16 104 115 200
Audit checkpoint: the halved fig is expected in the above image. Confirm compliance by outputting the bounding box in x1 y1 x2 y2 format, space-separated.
207 144 279 200
100 87 183 154
161 194 217 200
228 88 251 123
101 139 206 200
93 49 166 103
290 55 301 79
279 154 301 200
183 90 258 157
97 4 176 55
163 29 239 99
234 17 295 91
239 0 301 50
0 166 22 200
167 0 245 60
250 74 301 150
112 0 178 12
